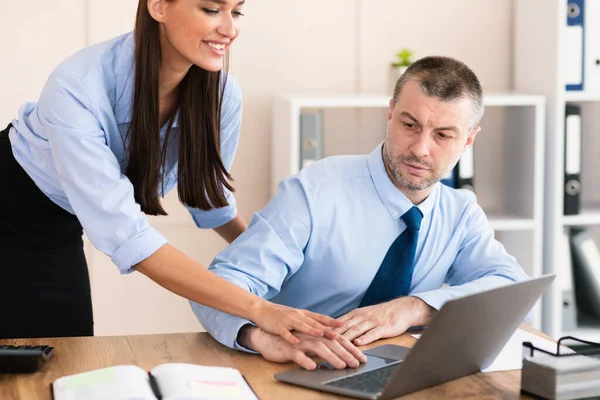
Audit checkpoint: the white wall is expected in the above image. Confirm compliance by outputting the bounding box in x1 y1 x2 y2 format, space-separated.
0 0 515 336
0 2 86 124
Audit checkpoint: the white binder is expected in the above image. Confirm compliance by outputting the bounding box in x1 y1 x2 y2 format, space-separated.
299 112 322 169
456 146 474 191
559 228 577 330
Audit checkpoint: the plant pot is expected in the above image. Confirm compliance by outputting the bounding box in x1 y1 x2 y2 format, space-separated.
393 66 408 80
389 66 408 94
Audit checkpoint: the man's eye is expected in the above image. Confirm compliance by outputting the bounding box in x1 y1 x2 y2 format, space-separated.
202 8 219 15
438 132 450 139
403 122 414 129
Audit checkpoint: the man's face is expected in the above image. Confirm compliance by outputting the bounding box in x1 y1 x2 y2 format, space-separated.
384 79 480 193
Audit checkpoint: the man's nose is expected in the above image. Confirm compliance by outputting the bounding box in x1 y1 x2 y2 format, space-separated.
409 133 431 157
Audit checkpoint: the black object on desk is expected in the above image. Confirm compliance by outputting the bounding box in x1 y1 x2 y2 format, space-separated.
0 344 55 373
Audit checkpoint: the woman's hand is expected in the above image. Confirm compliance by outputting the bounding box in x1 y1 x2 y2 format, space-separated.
250 301 344 345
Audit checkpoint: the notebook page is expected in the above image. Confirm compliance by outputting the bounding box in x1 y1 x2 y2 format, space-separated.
151 363 258 400
52 365 157 400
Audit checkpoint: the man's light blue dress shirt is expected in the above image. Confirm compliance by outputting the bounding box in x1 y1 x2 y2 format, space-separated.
8 32 242 274
192 143 530 350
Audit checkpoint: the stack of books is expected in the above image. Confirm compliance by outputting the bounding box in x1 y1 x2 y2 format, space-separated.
521 337 600 400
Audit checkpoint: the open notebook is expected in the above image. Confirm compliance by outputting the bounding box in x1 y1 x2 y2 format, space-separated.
51 363 258 400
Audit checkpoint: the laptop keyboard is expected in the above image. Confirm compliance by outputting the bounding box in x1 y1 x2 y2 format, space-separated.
324 363 399 394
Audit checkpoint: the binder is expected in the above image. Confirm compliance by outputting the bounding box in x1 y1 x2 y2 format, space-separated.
565 0 585 91
584 0 600 93
570 228 600 320
440 166 456 188
559 228 577 331
455 145 474 192
299 111 322 170
564 105 581 215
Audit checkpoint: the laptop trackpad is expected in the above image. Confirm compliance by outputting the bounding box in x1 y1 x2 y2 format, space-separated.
363 344 412 360
274 344 411 389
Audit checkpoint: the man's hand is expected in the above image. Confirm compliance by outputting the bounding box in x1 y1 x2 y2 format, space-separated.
333 296 435 346
237 325 367 370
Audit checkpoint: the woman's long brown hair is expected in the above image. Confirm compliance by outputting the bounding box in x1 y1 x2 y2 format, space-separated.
125 0 234 216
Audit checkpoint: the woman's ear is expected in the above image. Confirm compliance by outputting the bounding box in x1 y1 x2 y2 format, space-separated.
147 0 168 23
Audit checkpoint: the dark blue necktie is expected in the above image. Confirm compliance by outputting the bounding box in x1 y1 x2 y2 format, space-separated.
360 206 423 307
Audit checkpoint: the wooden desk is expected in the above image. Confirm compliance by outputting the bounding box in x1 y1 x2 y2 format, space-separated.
0 326 544 400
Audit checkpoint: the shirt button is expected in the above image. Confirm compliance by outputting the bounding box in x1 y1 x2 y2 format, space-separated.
392 211 399 217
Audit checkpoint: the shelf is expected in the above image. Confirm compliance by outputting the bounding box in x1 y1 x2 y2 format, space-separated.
564 91 600 102
487 214 536 231
483 92 545 107
562 207 600 226
277 91 545 109
513 0 600 340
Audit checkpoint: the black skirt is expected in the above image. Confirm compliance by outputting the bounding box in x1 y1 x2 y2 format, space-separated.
0 123 93 338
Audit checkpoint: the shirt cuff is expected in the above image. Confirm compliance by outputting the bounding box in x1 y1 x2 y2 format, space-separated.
222 317 258 354
187 193 238 229
232 323 260 354
111 227 168 274
411 290 451 311
190 300 258 353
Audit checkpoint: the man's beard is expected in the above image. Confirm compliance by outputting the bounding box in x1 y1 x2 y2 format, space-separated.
383 144 446 191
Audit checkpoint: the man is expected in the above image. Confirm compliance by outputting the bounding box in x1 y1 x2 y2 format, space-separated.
191 56 530 371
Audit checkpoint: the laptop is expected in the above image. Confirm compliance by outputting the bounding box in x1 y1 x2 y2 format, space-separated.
275 274 555 399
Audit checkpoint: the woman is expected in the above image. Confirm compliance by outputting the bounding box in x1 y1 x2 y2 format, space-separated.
0 0 339 342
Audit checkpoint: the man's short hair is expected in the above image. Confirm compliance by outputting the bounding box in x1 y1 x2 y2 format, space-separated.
392 56 484 129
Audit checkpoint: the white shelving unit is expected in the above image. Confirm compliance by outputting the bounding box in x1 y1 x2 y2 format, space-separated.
564 92 600 102
515 0 600 340
563 209 600 227
565 325 600 343
272 92 546 329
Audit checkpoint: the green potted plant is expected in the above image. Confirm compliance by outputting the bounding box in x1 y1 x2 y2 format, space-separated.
391 49 413 78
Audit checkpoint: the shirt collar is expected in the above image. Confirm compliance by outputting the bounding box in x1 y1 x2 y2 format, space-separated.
367 142 437 221
113 32 180 128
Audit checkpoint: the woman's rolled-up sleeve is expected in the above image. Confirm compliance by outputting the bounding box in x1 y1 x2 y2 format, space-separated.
37 73 167 274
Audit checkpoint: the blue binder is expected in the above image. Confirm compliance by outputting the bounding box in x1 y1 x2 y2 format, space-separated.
441 167 456 188
566 0 585 91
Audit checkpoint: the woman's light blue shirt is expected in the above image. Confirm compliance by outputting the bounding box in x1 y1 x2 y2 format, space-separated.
9 32 242 273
